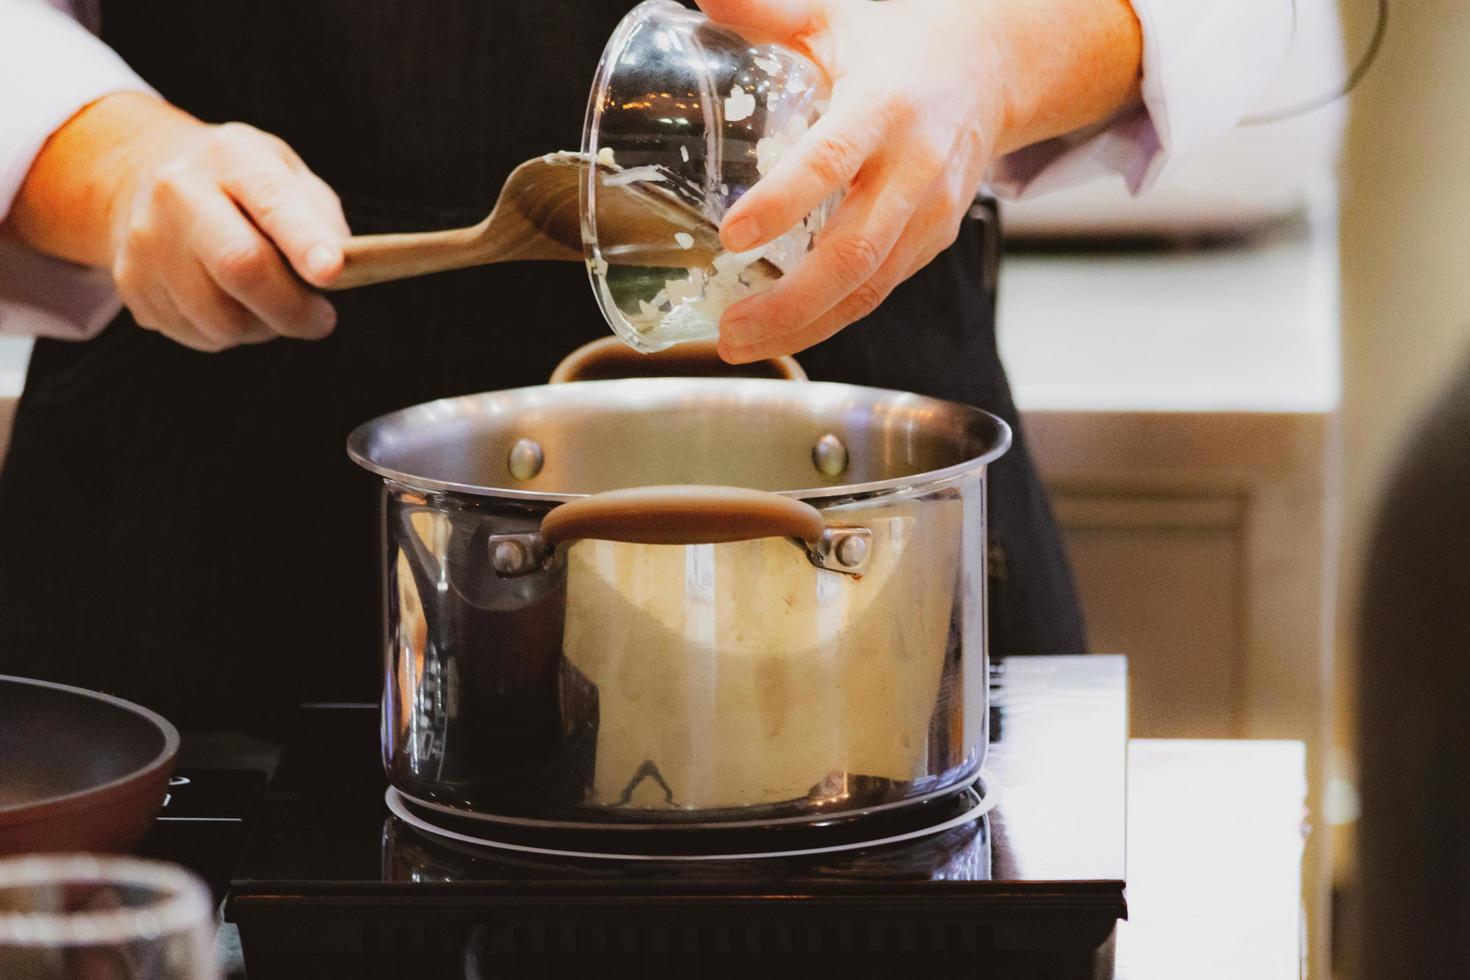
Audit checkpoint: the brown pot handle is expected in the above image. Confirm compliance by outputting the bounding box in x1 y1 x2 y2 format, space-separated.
548 337 806 384
541 485 825 549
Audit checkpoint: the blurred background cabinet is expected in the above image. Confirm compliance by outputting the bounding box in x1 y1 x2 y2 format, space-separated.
1029 410 1329 742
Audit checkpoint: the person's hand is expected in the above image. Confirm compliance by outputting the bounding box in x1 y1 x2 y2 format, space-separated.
697 0 1140 363
11 93 347 352
105 97 347 351
699 0 1003 363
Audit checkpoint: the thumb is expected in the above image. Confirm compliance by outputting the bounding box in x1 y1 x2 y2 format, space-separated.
694 0 827 42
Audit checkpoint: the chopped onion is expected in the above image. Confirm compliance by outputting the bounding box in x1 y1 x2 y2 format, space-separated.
755 114 808 177
586 81 831 349
665 276 701 305
712 247 766 275
724 85 756 122
611 245 776 343
602 165 667 187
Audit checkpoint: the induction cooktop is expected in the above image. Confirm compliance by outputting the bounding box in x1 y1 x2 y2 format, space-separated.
166 656 1126 979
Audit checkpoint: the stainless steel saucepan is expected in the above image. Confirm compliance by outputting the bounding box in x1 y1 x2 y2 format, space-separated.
348 341 1010 830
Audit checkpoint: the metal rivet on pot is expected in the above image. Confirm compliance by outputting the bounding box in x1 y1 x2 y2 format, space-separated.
507 438 544 481
490 539 529 576
812 433 848 478
834 533 869 569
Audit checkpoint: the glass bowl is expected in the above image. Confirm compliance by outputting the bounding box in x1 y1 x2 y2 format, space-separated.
581 0 835 352
0 855 218 980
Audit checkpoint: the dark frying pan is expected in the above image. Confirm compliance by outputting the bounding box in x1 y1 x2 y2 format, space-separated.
0 675 178 855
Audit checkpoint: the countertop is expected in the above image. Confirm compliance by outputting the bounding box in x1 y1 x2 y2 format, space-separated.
997 206 1340 415
1118 739 1307 979
195 658 1306 978
209 736 1306 978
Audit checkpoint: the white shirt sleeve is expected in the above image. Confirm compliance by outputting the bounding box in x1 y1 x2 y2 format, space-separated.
0 0 153 341
989 0 1298 199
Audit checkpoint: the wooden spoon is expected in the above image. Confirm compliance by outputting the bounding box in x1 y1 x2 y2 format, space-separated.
328 152 772 291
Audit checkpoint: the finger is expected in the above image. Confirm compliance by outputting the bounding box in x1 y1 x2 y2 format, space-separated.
139 292 231 353
117 259 231 353
190 191 338 340
719 88 883 253
719 195 952 363
902 227 958 283
718 307 844 364
895 195 977 292
303 173 351 238
113 255 178 339
296 173 350 287
129 292 218 351
217 145 344 288
717 242 901 363
719 167 923 347
167 260 275 349
253 128 353 241
159 322 230 354
717 242 902 362
695 0 825 39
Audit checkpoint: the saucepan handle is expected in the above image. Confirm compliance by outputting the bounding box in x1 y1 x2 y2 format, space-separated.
548 337 807 384
541 485 825 548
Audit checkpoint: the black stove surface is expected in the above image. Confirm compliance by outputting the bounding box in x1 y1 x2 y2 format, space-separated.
221 656 1126 979
137 769 265 904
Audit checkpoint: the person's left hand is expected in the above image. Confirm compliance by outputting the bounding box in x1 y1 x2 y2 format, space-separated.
698 0 1011 363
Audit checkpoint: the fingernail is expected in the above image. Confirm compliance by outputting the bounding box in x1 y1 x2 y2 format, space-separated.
722 215 761 252
305 244 339 282
717 342 752 365
720 313 755 347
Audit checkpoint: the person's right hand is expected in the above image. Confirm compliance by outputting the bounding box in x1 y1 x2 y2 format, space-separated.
10 92 348 352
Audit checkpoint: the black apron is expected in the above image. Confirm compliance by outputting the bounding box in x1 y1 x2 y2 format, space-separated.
0 0 1084 735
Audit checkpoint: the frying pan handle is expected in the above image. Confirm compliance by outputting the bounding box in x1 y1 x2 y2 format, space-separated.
541 485 825 548
548 337 806 383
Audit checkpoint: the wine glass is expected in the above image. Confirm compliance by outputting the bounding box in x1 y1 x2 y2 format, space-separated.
0 854 219 980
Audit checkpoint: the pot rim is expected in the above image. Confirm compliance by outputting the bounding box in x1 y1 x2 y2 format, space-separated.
347 377 1012 502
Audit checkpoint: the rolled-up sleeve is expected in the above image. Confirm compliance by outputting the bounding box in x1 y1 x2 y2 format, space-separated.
0 0 152 340
990 0 1297 198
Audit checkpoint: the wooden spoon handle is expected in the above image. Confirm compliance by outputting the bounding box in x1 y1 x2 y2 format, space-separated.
328 226 492 291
